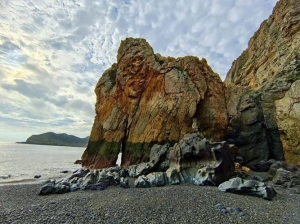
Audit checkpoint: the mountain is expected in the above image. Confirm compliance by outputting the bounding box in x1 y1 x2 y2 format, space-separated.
82 0 300 169
20 132 89 147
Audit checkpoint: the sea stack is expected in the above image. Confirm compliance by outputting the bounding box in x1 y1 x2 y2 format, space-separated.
82 38 228 169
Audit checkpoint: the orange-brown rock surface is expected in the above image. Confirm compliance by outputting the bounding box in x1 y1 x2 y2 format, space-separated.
225 0 300 89
225 0 300 165
82 38 227 169
275 80 300 165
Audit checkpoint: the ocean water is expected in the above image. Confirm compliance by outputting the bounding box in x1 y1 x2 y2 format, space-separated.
0 142 84 185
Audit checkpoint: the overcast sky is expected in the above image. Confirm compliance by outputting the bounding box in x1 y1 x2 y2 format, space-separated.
0 0 278 142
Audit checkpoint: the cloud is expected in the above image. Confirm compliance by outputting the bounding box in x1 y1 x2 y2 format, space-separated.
2 79 49 99
0 0 278 141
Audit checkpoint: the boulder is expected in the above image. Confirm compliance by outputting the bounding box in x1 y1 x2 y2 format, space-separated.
128 143 170 177
128 162 154 178
269 161 300 187
273 168 293 187
70 184 80 192
218 177 277 200
149 144 170 171
84 182 107 191
120 177 129 188
134 175 150 188
97 171 119 186
82 170 98 187
130 133 234 188
146 172 167 187
130 133 234 187
54 181 70 194
169 133 234 185
119 167 129 177
249 160 275 172
134 172 167 187
192 166 216 186
166 167 180 185
39 179 56 195
69 169 89 179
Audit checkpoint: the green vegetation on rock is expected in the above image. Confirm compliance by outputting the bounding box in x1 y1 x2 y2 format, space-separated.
87 140 121 159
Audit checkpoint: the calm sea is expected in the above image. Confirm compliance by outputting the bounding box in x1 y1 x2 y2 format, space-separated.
0 142 84 185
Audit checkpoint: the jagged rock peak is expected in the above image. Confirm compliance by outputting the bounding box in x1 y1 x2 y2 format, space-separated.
82 37 228 169
225 0 300 89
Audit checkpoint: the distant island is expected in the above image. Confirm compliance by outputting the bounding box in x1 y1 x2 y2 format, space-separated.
17 132 89 147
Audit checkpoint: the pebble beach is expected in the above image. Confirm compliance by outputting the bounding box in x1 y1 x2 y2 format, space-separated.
1 181 299 224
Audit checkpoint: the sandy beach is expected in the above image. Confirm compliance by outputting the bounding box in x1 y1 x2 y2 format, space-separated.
1 181 299 224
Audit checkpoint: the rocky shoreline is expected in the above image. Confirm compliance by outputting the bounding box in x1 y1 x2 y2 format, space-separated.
1 180 299 224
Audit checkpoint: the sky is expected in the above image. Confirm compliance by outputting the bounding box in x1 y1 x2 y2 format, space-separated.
0 0 278 142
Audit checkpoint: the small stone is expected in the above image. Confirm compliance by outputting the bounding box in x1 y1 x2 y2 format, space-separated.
215 203 225 210
120 177 129 188
235 207 243 213
221 209 228 214
239 212 248 217
39 183 55 195
226 207 234 214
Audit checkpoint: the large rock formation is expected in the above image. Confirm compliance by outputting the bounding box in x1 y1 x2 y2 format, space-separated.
82 0 300 169
225 0 300 166
82 38 227 169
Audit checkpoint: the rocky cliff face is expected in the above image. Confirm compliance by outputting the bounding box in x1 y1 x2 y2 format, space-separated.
225 0 300 89
225 0 300 165
82 38 228 169
275 80 300 165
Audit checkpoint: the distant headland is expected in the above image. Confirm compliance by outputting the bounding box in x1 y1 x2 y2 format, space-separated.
17 132 89 147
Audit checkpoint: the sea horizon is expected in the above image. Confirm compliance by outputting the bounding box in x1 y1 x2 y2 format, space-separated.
0 143 84 185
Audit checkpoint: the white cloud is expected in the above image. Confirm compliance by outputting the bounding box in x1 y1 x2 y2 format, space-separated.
0 0 278 141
